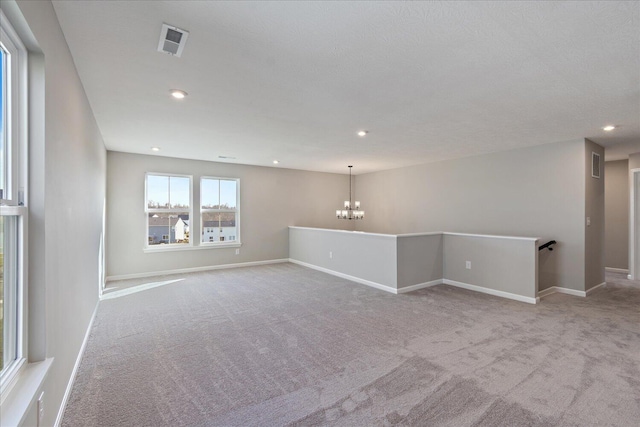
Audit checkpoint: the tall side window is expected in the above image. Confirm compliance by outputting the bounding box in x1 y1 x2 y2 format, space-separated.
0 11 28 390
145 173 192 247
201 177 240 245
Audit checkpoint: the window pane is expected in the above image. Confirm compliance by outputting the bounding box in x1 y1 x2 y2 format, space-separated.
201 178 219 209
220 180 237 209
147 175 169 209
0 216 17 373
148 212 189 245
201 211 237 243
169 176 190 209
0 47 6 200
0 216 4 371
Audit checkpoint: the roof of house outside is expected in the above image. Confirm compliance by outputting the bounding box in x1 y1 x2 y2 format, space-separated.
203 220 236 228
148 216 181 227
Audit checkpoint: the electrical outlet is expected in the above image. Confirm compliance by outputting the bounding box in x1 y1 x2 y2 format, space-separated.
466 261 471 269
235 249 240 255
586 217 591 226
37 392 45 427
329 251 333 259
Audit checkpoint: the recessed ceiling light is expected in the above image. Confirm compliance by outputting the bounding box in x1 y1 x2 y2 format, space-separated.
603 125 616 131
357 130 369 137
151 147 160 152
273 160 279 164
170 89 187 99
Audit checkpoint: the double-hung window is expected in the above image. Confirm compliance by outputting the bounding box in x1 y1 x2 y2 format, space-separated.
145 173 192 248
201 177 240 245
0 11 28 391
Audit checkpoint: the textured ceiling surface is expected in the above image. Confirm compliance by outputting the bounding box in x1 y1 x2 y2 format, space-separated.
52 1 640 173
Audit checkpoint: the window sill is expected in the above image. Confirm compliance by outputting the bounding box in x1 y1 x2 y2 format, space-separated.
0 358 53 427
144 242 241 253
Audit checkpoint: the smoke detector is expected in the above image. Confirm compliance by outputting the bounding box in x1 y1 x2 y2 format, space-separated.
157 23 189 57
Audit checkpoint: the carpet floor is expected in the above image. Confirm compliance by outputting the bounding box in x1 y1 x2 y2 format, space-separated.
61 265 640 426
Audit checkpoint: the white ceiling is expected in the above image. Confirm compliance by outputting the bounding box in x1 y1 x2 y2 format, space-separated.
52 1 640 174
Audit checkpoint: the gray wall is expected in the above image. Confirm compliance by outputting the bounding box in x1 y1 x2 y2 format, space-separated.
355 139 587 291
289 227 398 288
107 152 352 277
4 1 107 425
396 234 443 288
604 160 629 270
443 234 538 299
584 139 605 289
290 228 539 301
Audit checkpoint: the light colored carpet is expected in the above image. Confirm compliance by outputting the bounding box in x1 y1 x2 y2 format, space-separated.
62 265 640 426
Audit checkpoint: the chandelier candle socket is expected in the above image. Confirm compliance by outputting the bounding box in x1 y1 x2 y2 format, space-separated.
336 166 365 220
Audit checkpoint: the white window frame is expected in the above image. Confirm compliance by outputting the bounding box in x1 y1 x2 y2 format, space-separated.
200 176 240 247
0 9 28 396
144 172 192 252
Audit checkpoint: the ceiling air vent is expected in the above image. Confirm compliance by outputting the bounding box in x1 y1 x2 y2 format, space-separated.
157 23 189 57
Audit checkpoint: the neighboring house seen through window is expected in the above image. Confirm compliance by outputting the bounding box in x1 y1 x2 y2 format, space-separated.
145 173 192 247
201 177 239 245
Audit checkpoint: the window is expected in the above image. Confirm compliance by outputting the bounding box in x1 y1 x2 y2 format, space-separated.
0 12 28 390
145 174 191 248
201 177 239 245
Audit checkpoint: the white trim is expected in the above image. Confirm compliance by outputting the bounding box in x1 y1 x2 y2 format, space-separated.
54 302 99 427
396 232 443 238
443 232 540 242
586 282 606 295
0 358 53 427
537 287 557 298
288 227 540 242
106 259 289 282
442 279 538 304
101 279 185 300
555 287 586 297
288 226 396 239
143 242 241 253
605 267 629 274
288 260 537 304
288 259 398 294
537 286 586 298
396 279 442 293
200 175 241 248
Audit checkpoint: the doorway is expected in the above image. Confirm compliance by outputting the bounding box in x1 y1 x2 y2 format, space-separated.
630 169 640 280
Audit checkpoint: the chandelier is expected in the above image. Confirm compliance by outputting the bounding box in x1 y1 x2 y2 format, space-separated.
336 165 364 220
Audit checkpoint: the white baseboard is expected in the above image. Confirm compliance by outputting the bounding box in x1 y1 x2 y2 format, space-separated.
55 301 99 427
586 281 607 295
442 279 538 304
538 286 586 298
105 259 289 282
540 283 604 298
605 267 629 274
537 287 557 298
289 259 537 303
396 279 442 294
288 259 399 294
